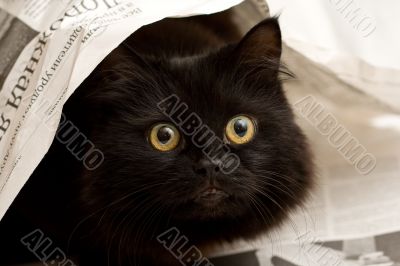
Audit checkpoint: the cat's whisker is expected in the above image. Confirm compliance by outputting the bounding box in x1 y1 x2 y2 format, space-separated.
67 181 165 251
234 177 299 235
251 184 305 248
246 191 283 254
253 177 298 200
107 196 160 266
128 200 164 266
107 196 155 266
254 174 316 230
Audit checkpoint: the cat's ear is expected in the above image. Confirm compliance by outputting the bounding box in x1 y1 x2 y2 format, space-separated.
233 18 282 66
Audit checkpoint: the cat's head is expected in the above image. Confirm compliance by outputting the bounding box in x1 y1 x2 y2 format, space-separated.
75 18 313 243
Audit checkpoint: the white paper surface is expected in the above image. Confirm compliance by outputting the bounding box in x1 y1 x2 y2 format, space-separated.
266 0 400 111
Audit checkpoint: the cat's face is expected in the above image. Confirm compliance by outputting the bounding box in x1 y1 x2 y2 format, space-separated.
80 19 313 240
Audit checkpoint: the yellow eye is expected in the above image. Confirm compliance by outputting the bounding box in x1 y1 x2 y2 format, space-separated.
225 115 256 144
149 123 181 152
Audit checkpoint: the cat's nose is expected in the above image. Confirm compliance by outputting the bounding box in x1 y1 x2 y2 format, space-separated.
193 159 220 176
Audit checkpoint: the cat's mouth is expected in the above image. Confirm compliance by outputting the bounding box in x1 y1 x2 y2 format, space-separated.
194 186 229 205
174 184 241 220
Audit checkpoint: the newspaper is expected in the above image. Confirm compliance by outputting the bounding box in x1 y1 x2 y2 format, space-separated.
0 0 399 261
274 46 400 243
266 0 400 112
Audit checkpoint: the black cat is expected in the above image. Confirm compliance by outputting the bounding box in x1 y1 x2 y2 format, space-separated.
0 13 313 266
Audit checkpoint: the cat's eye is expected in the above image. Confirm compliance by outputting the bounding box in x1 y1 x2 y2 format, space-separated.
149 123 181 152
225 115 256 145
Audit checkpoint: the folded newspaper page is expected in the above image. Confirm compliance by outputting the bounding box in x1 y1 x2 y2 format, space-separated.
266 0 400 112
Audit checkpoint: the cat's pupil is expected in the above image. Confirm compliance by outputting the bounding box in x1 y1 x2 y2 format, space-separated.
234 119 248 137
157 126 174 144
